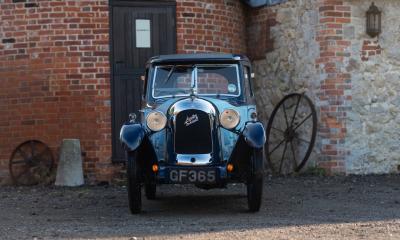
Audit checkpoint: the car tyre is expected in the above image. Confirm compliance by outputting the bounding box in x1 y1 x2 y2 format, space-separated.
247 148 264 212
127 151 142 214
145 183 156 200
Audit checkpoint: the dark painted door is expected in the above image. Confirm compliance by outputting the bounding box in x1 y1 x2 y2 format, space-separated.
111 2 176 162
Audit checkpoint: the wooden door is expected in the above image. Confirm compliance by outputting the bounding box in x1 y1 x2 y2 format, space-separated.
111 1 176 162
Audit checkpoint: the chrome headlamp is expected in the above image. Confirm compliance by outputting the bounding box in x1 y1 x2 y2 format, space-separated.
220 109 240 129
146 111 167 132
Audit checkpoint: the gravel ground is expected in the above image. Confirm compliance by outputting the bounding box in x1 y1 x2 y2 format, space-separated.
1 175 400 240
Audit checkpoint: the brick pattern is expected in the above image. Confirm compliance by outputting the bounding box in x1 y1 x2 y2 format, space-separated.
315 0 352 174
176 73 232 94
0 0 250 184
245 7 277 60
176 0 247 54
0 0 360 182
0 0 116 183
361 40 381 61
198 74 231 94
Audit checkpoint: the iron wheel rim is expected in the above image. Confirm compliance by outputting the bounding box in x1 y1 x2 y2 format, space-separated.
9 140 54 186
266 93 317 175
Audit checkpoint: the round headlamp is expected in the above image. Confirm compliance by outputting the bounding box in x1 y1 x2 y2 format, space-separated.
146 111 167 132
220 109 240 129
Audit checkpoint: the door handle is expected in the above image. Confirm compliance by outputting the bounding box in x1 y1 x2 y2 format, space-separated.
116 60 124 64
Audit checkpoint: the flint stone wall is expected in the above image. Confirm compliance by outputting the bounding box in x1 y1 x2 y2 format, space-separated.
250 0 400 174
346 0 400 174
250 0 320 169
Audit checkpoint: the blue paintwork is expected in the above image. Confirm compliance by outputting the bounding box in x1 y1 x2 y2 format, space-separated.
242 122 266 149
120 54 266 185
120 123 146 151
142 97 259 162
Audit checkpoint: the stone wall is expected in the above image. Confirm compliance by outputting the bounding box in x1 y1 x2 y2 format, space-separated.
346 0 400 174
248 0 400 174
248 0 321 170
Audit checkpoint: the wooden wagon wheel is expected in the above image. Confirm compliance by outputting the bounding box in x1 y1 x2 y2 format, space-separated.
9 140 54 186
266 93 317 175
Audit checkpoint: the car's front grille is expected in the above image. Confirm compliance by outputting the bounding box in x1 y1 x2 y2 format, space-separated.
174 109 212 154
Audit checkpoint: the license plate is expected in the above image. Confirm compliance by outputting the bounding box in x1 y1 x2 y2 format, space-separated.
169 168 216 183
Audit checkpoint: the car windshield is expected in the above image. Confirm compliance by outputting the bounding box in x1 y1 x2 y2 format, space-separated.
151 64 241 98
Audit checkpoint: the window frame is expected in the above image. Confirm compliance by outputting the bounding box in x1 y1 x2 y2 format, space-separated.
150 64 242 99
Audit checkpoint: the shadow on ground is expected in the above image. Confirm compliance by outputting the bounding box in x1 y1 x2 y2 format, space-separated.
1 175 399 239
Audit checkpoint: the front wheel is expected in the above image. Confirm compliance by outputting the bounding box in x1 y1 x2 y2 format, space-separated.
247 149 264 212
126 151 142 214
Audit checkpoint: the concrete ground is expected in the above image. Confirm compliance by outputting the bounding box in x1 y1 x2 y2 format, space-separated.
0 175 400 240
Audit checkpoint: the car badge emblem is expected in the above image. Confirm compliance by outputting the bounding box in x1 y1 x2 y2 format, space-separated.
184 114 199 127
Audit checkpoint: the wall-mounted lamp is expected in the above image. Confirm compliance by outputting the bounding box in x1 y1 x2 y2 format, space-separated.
366 2 381 38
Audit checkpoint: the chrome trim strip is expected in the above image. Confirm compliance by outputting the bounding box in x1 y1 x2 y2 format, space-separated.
176 154 212 165
169 97 216 115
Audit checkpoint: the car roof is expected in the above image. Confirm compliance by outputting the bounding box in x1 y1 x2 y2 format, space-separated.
148 53 250 64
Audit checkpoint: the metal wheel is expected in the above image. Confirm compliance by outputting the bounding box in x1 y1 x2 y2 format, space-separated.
9 140 54 186
266 93 317 175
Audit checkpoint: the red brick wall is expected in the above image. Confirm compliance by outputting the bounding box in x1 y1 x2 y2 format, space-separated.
0 0 249 184
245 6 277 60
361 40 381 61
0 0 114 183
316 0 352 174
176 0 247 54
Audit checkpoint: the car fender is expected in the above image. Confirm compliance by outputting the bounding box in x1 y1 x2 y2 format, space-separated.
120 124 146 151
242 122 266 149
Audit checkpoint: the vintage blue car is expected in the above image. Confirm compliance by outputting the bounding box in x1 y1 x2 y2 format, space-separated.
120 53 266 213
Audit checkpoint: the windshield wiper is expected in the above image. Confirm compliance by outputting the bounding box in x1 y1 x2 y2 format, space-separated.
163 65 176 84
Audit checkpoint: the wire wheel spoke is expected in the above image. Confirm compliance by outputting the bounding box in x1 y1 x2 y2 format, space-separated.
271 127 285 133
278 142 288 174
282 102 290 128
266 93 317 175
15 167 30 180
11 159 26 165
9 140 54 186
269 139 286 155
293 113 312 131
17 148 30 161
290 94 302 127
294 135 311 144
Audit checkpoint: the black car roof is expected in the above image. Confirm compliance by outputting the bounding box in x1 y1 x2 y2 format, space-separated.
148 53 250 64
